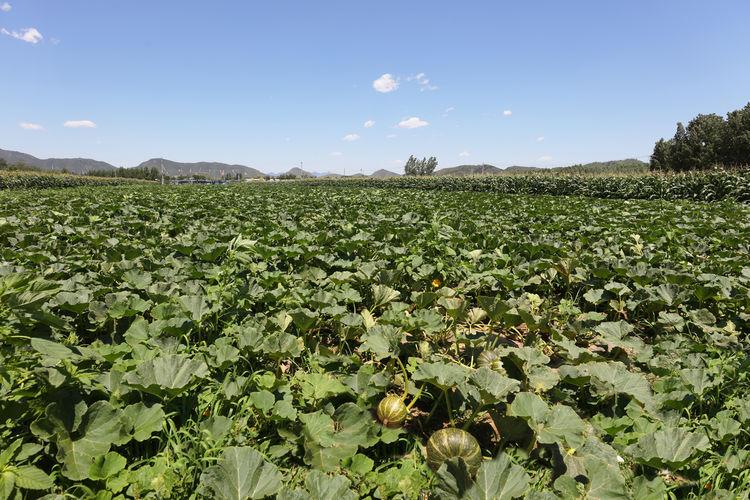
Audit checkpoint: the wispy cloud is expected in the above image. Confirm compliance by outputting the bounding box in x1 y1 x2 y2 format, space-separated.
503 110 513 117
363 119 375 128
330 151 343 156
342 133 360 142
19 122 43 131
459 151 470 157
397 117 429 129
1 27 43 44
538 155 553 162
391 159 403 165
0 3 12 12
386 133 397 139
64 120 97 129
408 72 438 91
372 73 398 93
536 136 545 142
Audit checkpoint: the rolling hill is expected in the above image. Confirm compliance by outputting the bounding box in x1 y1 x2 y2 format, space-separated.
434 164 505 176
282 167 314 178
0 148 117 174
371 169 401 178
136 158 264 178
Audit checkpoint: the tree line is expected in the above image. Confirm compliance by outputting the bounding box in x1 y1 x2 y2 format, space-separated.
650 102 750 171
0 159 41 172
87 166 161 180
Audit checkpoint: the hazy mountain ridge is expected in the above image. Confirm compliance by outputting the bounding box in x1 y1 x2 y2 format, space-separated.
136 158 265 178
0 148 117 174
2 147 648 179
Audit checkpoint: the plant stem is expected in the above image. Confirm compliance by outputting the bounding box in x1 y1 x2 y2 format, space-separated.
395 355 410 400
444 388 455 427
406 384 424 411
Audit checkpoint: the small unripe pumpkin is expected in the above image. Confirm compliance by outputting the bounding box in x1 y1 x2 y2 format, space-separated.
477 350 505 373
377 395 408 428
426 428 482 476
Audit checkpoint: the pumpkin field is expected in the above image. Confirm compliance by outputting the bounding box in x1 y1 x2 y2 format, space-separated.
1 183 749 499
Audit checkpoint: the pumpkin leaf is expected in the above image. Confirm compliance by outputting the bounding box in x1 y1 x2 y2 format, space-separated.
198 446 282 500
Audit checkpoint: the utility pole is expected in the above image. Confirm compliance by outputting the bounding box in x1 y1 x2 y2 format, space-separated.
161 159 164 185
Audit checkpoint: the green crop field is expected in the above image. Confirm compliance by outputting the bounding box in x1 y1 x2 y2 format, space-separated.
1 183 749 499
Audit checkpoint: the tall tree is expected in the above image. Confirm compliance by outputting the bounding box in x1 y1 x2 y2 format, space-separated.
650 139 673 171
724 103 750 165
685 113 725 170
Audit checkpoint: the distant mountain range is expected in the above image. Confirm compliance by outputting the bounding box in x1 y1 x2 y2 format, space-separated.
371 169 401 178
136 158 264 178
0 147 647 179
0 148 117 174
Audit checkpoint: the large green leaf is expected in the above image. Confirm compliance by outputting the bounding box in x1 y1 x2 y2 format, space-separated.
124 354 209 397
32 401 130 481
508 393 586 450
123 403 165 441
626 427 710 469
464 452 530 500
198 446 282 500
413 361 471 389
469 367 520 405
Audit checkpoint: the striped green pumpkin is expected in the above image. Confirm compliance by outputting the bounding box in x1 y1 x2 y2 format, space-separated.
477 350 505 373
426 428 482 475
377 395 408 428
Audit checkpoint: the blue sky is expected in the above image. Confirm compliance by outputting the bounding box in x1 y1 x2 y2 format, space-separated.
2 1 749 174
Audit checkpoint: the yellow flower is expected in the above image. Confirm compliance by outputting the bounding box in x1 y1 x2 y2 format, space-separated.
431 278 441 288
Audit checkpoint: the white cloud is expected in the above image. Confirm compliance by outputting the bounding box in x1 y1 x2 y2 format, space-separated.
363 119 375 128
50 37 60 45
1 27 43 44
330 151 343 157
19 122 43 131
397 116 429 129
342 133 360 142
538 155 553 162
503 110 513 116
0 3 11 12
372 73 398 93
64 120 97 129
536 136 545 142
445 106 455 113
459 151 471 157
392 159 402 165
408 72 438 91
386 133 397 139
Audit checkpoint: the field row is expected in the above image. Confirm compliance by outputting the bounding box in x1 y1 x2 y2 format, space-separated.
304 170 750 202
0 170 149 190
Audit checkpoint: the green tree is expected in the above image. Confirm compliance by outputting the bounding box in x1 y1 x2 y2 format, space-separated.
650 139 673 171
724 103 750 165
685 113 725 170
404 155 418 175
671 122 691 171
404 155 438 176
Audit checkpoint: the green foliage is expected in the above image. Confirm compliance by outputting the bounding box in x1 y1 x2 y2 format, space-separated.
0 183 749 497
650 102 750 171
87 165 161 180
300 170 750 202
404 155 438 176
0 170 148 189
